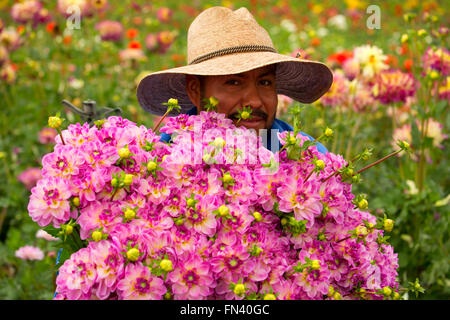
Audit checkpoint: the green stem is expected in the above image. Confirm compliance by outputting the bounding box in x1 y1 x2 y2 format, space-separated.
345 114 362 161
331 106 341 154
153 110 170 133
356 149 402 174
56 128 66 145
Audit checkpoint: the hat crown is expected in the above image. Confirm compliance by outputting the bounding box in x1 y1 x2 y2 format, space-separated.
187 7 275 64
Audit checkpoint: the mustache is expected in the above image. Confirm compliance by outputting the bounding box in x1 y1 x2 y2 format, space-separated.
228 109 268 121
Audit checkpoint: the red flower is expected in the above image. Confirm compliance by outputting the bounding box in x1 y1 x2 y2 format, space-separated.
46 21 56 33
328 50 353 65
128 40 142 49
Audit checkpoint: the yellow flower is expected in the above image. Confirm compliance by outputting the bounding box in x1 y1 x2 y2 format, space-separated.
48 116 62 129
233 283 246 296
263 293 276 300
126 248 140 262
218 205 229 217
160 259 173 272
253 211 262 222
92 230 103 242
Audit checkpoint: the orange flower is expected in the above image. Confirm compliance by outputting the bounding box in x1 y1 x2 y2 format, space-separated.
171 53 185 63
403 59 413 72
63 35 72 45
384 54 398 67
128 40 141 49
126 28 139 39
399 43 408 56
17 25 25 34
310 37 321 47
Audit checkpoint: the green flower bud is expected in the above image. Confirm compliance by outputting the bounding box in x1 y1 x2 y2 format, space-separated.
72 197 80 207
401 34 409 43
209 96 219 107
111 178 119 187
222 173 234 184
218 205 229 217
147 161 158 171
324 127 333 137
186 198 196 207
92 230 103 242
383 219 394 232
48 116 62 129
118 147 131 159
253 211 263 222
123 174 134 186
160 259 173 272
382 286 392 296
429 70 440 80
126 248 140 262
333 291 342 300
263 293 276 300
315 160 325 170
64 224 73 235
328 285 335 297
124 208 136 220
358 199 369 210
233 283 246 296
417 29 427 37
356 225 368 237
241 111 250 120
167 98 178 106
311 259 321 270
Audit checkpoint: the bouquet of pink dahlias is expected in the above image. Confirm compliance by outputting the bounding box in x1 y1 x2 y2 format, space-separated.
28 108 407 300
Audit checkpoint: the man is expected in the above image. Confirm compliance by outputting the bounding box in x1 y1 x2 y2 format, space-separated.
136 6 333 154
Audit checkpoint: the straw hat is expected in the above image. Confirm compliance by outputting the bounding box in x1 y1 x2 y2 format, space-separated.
136 6 333 116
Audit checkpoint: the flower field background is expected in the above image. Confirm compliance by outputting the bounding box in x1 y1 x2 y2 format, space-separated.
0 0 448 299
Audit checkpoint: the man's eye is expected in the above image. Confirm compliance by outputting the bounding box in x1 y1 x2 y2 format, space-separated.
225 79 240 85
260 79 273 86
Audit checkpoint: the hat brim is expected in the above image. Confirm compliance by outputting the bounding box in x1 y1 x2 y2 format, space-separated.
136 51 333 116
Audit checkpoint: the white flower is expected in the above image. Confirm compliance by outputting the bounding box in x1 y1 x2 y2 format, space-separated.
280 19 297 33
353 45 388 79
328 14 348 30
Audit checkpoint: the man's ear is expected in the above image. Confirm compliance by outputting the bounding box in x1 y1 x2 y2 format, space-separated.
185 75 201 108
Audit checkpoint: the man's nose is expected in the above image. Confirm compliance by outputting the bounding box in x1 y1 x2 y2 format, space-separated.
242 83 263 109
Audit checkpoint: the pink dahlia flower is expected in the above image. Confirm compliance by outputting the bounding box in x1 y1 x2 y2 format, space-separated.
372 69 416 104
95 20 123 42
15 245 44 261
117 262 166 300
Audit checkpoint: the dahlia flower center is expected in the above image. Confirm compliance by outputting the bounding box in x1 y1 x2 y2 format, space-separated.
227 256 241 269
45 188 60 201
183 270 199 286
135 277 150 293
56 158 68 170
296 192 308 204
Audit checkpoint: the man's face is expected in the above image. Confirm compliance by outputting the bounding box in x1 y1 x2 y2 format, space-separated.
186 65 278 133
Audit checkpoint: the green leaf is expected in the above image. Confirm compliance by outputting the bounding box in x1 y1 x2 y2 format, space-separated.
43 225 62 239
